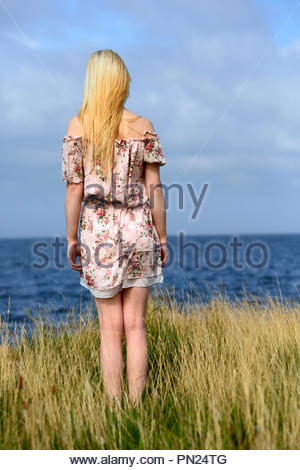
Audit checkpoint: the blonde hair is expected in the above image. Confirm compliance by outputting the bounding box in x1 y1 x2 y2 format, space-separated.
77 49 131 179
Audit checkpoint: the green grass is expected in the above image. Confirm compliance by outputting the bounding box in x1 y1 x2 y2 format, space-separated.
1 287 300 449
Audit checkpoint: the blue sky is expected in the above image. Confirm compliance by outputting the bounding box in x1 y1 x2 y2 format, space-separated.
1 0 300 237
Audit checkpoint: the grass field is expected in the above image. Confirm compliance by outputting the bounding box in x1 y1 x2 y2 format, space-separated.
1 286 300 450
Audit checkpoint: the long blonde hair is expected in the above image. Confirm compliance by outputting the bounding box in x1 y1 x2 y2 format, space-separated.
77 50 131 179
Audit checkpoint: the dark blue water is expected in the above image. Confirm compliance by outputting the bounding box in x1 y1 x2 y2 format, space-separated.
0 235 300 328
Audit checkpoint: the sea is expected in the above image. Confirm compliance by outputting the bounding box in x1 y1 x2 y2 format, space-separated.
0 234 299 332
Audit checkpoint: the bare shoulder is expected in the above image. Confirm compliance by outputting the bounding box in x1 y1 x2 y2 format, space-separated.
127 113 156 135
66 115 81 136
138 116 155 133
123 108 152 128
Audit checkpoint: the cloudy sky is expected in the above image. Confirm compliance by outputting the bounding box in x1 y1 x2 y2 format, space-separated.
1 0 300 237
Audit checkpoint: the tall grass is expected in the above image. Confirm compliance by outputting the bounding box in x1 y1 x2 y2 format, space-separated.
0 286 300 450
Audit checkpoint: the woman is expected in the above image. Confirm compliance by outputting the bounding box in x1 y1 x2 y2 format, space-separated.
61 49 168 406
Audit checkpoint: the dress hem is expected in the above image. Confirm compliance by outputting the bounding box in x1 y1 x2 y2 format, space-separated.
80 273 164 298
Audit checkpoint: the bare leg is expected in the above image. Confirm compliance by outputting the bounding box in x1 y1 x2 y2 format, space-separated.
122 286 149 406
94 292 124 403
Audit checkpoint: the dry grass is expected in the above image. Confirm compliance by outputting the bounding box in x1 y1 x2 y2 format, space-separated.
0 286 300 449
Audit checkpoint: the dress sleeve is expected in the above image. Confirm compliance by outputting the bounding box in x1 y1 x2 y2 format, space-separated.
61 136 84 183
143 130 166 166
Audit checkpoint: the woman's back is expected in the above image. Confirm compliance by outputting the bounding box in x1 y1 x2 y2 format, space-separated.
62 106 166 291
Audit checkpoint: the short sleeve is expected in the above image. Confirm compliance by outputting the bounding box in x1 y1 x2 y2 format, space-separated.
61 136 84 183
143 131 166 166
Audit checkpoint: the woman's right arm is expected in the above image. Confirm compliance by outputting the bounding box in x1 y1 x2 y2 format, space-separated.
65 181 84 271
63 116 84 271
144 163 168 266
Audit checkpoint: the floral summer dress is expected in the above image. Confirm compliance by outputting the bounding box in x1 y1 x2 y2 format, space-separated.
61 129 166 298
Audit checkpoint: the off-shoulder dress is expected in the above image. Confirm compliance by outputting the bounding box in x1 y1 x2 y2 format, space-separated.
61 129 166 298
